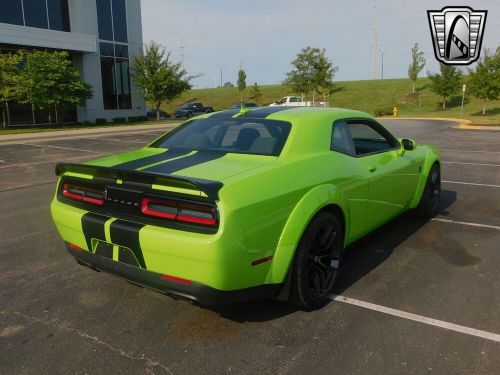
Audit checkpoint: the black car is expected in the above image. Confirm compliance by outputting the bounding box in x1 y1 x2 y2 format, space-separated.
147 109 169 120
231 102 258 109
175 103 214 118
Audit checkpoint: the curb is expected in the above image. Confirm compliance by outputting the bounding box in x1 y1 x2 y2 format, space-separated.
380 117 500 131
0 121 180 143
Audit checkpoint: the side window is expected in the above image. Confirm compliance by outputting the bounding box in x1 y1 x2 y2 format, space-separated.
347 121 398 156
278 98 287 104
331 121 356 156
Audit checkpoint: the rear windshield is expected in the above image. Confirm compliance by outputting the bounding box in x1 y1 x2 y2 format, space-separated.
152 118 292 156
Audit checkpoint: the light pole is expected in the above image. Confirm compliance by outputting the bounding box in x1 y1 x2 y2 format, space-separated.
460 84 466 117
217 65 225 88
380 50 384 80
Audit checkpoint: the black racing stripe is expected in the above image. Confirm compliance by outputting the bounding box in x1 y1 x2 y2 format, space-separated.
118 248 141 268
114 149 192 170
109 220 146 269
81 213 109 251
142 150 227 175
243 106 295 118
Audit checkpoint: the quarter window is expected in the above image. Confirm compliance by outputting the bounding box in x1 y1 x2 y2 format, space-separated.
331 121 356 156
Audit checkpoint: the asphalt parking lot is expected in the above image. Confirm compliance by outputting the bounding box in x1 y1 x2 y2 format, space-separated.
0 119 499 374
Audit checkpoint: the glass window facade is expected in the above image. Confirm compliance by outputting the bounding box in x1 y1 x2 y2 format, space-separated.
97 0 131 110
0 0 24 25
0 0 70 31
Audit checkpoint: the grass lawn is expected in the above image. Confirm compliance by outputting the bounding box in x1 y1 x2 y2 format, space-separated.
161 77 500 126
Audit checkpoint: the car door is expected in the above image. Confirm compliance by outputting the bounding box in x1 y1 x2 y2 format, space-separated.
346 119 420 229
192 103 203 115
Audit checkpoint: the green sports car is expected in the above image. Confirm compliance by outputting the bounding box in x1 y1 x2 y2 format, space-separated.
51 107 441 309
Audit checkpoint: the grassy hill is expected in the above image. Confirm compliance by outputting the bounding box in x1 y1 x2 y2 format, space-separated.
161 77 500 125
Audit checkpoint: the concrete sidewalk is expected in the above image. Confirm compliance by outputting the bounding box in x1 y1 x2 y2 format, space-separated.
0 121 180 143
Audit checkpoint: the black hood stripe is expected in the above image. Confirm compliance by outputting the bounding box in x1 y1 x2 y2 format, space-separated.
81 213 109 251
142 150 227 175
109 220 146 269
114 149 193 170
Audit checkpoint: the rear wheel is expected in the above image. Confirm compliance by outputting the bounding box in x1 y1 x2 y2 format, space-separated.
416 163 441 218
289 211 344 310
186 111 193 118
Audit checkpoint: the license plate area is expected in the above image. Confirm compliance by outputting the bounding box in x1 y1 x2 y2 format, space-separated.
92 240 141 268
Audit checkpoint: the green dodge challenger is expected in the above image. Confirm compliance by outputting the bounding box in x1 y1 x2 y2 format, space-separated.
51 107 441 309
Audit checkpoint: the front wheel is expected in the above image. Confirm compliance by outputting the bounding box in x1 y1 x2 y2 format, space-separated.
289 211 344 310
416 163 441 218
186 111 193 118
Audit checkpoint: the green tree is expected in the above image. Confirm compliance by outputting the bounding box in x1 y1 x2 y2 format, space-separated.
427 64 462 109
468 48 500 115
408 43 426 94
0 51 23 127
237 69 247 101
249 82 262 104
223 81 234 88
284 47 338 104
18 50 92 124
132 41 193 121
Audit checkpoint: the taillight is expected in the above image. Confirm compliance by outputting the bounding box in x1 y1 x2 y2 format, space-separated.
141 197 217 227
62 183 105 206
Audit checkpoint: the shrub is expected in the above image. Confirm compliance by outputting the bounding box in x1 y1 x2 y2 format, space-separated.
112 117 127 123
373 106 394 117
95 118 107 124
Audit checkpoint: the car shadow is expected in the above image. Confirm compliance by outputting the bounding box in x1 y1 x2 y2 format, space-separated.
207 189 457 322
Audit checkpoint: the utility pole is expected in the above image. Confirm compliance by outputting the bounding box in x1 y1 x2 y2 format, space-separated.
371 6 378 80
217 65 225 87
380 50 384 80
179 38 186 69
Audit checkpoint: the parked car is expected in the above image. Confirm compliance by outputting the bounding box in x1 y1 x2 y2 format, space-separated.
269 96 328 107
147 109 169 120
175 102 213 118
51 107 440 309
231 102 258 109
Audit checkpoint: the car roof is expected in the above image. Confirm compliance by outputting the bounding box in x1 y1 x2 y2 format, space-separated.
207 106 372 123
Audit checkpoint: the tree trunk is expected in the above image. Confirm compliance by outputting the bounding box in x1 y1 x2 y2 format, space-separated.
156 105 160 121
412 81 415 94
32 104 36 125
442 97 446 109
48 111 52 126
6 101 10 126
312 91 315 107
55 106 59 125
483 100 486 115
2 102 5 128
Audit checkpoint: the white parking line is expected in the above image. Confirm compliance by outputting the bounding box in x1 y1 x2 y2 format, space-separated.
0 159 5 163
441 149 500 154
442 180 500 188
442 161 500 167
97 138 147 144
432 218 500 230
16 143 95 153
330 295 500 343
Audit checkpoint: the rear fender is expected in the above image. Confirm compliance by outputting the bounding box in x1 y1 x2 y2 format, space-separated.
265 184 346 284
409 146 440 208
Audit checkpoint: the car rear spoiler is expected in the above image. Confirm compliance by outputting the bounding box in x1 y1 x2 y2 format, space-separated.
55 163 223 201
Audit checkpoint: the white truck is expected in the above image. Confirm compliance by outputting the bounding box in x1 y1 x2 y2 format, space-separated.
269 96 328 107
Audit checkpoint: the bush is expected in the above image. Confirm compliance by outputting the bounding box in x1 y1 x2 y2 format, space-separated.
112 117 127 123
82 121 92 125
373 106 394 117
95 118 107 124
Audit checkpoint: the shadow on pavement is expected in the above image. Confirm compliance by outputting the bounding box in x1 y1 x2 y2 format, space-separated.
204 189 457 322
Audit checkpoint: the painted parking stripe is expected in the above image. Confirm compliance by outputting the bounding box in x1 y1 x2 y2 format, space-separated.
330 295 500 343
0 159 5 163
97 138 147 144
442 180 500 188
442 161 500 167
16 142 95 153
441 149 500 154
432 218 500 230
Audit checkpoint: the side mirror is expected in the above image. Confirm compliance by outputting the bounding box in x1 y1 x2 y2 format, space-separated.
401 138 416 151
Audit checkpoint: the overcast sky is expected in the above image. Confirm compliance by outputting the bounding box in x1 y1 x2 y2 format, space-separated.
141 0 499 88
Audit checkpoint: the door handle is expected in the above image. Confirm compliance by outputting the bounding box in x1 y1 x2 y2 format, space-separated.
367 165 377 173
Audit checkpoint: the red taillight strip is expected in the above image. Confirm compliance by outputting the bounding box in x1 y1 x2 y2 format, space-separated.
161 274 192 285
141 197 217 227
251 256 273 266
62 184 104 206
141 197 177 219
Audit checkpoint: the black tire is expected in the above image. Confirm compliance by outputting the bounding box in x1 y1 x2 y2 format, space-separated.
289 211 344 310
205 109 212 113
186 111 193 118
416 163 441 218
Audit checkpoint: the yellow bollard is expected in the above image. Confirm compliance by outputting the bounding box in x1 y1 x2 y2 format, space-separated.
393 106 398 117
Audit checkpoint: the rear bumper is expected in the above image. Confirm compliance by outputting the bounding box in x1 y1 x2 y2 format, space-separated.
66 243 281 306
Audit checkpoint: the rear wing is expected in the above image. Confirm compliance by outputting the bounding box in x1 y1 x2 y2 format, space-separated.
55 163 223 201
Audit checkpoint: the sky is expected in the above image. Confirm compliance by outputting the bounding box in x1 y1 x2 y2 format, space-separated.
141 0 500 89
